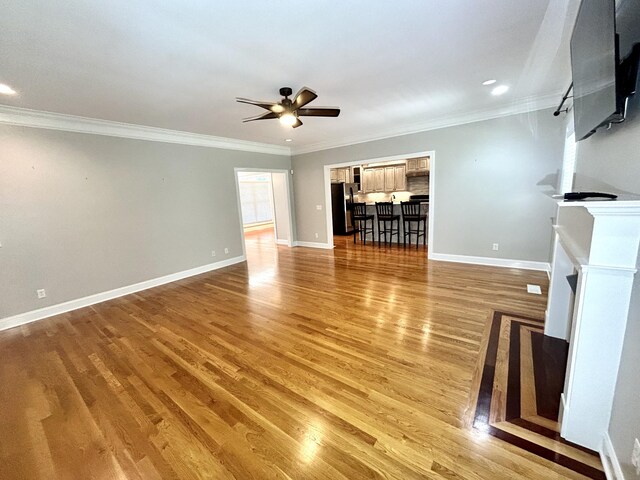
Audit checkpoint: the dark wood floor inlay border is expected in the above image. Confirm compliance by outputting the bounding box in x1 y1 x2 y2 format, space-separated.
473 311 605 480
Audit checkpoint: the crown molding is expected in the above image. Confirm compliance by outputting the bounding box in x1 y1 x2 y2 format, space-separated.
291 92 561 156
0 92 561 157
0 105 291 156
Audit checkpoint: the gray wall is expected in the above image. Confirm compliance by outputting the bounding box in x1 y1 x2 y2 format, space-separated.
293 108 565 263
0 125 291 319
573 84 640 480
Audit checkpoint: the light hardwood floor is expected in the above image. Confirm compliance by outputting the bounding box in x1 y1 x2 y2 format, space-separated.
0 229 591 479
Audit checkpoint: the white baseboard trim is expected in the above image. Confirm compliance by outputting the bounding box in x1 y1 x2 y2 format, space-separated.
600 432 625 480
428 252 551 272
294 241 334 249
275 239 289 246
0 255 246 332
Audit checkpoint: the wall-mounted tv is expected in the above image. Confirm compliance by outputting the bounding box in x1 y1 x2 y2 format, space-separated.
571 0 640 141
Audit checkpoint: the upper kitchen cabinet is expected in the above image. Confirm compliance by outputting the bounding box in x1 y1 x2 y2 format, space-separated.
330 167 351 183
394 165 407 191
384 167 395 191
374 168 385 192
362 164 406 192
362 168 375 193
406 156 430 177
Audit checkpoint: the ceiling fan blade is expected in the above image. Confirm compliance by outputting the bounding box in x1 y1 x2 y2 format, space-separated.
242 111 279 122
292 87 318 110
297 107 341 117
236 97 283 113
292 118 303 128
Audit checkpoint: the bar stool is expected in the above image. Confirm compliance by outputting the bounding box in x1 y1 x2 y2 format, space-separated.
401 201 428 249
375 202 400 246
351 202 374 245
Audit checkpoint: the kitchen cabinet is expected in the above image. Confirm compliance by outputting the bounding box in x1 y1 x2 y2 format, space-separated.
394 165 407 191
362 164 407 192
406 156 429 176
363 168 375 192
331 167 351 183
351 166 362 190
384 167 395 191
373 169 385 192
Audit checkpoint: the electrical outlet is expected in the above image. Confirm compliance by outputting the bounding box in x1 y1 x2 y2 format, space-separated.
224 248 229 254
314 233 319 239
316 205 322 211
632 438 640 475
36 289 46 299
492 243 499 251
211 250 216 257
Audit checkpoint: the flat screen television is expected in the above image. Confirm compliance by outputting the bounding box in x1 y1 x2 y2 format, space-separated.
571 0 622 140
571 0 640 141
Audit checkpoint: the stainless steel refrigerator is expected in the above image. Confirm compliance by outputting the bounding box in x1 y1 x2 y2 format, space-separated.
331 183 357 235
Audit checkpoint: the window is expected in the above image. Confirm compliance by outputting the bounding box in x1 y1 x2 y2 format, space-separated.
239 177 274 225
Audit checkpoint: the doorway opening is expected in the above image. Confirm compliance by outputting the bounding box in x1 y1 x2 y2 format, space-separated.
235 169 294 258
323 150 435 256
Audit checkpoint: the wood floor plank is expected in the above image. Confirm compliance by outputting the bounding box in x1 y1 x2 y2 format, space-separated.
0 228 593 479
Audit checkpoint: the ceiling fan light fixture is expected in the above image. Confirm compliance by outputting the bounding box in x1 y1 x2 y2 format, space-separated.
279 112 297 126
237 86 340 129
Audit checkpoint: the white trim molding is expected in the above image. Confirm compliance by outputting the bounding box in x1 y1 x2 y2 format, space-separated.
600 432 625 480
294 241 334 249
0 105 290 156
428 252 551 272
0 255 246 332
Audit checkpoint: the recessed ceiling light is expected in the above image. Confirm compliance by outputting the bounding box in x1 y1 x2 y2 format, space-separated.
491 85 509 96
482 79 497 86
285 138 292 142
0 83 17 95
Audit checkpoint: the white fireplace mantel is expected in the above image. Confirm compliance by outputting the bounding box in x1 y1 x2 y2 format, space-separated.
545 197 640 451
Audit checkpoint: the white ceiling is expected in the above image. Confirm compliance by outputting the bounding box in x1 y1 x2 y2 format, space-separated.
0 0 579 154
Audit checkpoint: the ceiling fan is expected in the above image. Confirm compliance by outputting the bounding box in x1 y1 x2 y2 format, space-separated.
236 87 340 128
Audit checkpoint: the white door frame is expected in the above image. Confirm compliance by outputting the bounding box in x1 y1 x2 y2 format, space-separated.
234 168 295 258
323 150 436 256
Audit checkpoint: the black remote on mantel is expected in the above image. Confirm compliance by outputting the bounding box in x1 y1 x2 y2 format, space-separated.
563 191 618 201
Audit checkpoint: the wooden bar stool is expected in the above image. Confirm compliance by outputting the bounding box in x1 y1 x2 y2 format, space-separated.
375 202 400 246
351 202 374 245
401 201 427 249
